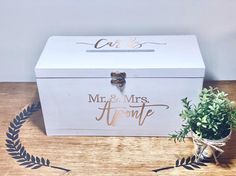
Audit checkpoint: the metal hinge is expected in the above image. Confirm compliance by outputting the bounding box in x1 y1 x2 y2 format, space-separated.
111 72 126 92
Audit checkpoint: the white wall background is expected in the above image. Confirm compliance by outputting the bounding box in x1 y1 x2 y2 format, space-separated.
0 0 236 81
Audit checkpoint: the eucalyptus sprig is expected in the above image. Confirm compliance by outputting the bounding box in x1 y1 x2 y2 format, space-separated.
171 87 236 142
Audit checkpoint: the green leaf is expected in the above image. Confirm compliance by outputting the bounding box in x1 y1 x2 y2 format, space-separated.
201 115 207 123
197 122 201 126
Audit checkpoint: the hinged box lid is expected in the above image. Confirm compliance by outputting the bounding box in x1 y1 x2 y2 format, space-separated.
35 35 205 78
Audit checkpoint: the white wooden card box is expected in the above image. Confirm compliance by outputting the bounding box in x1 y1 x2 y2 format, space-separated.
35 35 205 136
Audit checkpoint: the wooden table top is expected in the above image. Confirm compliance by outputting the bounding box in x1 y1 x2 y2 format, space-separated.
0 81 236 176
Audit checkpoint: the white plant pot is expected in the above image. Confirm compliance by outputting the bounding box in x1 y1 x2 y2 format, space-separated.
191 129 232 162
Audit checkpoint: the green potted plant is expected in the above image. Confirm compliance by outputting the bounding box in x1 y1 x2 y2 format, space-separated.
170 87 236 164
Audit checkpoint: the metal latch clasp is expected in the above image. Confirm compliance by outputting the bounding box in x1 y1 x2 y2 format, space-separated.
111 72 126 92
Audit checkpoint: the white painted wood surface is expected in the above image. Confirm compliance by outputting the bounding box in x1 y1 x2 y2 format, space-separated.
35 35 205 136
35 35 205 78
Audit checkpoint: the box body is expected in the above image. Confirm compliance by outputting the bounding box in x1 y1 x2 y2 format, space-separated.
35 35 205 136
